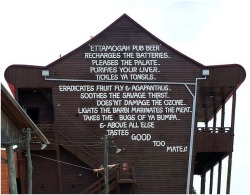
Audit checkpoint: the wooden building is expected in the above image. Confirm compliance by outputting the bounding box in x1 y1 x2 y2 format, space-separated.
4 14 246 194
1 83 50 194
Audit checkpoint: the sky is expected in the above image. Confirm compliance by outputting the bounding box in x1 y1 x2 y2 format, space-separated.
0 0 249 194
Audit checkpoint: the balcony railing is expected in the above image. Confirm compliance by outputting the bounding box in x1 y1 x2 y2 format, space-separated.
36 124 55 141
196 127 232 152
32 124 55 150
197 127 231 133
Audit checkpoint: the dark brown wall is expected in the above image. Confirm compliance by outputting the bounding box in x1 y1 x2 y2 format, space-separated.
31 151 60 194
53 84 194 194
5 15 204 194
60 148 97 194
48 16 201 193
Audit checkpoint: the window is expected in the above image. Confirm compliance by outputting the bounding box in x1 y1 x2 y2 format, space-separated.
26 108 39 124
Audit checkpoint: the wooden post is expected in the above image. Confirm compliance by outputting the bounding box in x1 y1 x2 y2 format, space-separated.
209 167 214 194
227 153 233 194
226 90 236 194
26 128 32 194
200 171 206 194
217 160 222 194
221 100 225 128
205 121 208 128
207 107 216 194
213 109 217 131
217 100 224 194
5 144 18 194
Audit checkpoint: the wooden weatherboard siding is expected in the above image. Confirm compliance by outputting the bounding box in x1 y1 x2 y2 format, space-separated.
5 14 246 194
48 15 201 193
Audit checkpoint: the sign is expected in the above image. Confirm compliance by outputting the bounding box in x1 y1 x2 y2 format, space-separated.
57 43 193 153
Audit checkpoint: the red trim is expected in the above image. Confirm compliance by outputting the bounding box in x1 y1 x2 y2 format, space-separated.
7 82 15 98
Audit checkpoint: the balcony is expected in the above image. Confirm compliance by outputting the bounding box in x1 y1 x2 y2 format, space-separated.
195 127 232 153
31 124 55 150
194 127 232 175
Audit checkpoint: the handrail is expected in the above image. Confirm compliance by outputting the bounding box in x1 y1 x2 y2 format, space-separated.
58 131 97 159
36 124 54 131
36 124 101 168
57 131 100 168
197 127 231 133
117 162 136 183
82 166 117 194
196 127 232 153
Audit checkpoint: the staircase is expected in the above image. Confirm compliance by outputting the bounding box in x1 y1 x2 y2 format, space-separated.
35 124 101 169
58 131 101 169
37 124 136 193
117 162 136 194
58 130 136 193
82 162 136 194
81 166 118 194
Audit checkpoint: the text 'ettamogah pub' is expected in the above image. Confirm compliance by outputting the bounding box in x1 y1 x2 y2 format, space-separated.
3 14 246 194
